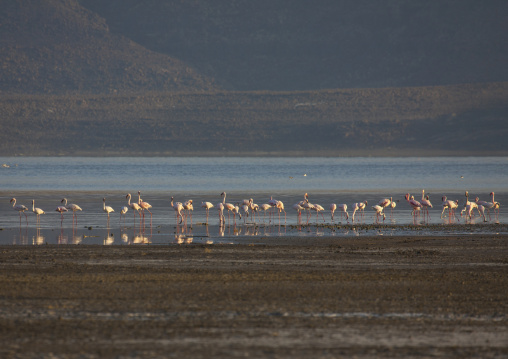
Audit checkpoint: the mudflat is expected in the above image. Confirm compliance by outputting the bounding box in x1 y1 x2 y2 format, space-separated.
0 235 507 358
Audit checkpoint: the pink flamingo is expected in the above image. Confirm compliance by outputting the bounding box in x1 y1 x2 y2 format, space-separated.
61 198 82 225
10 198 28 225
137 191 153 225
293 203 305 225
377 197 392 210
221 192 236 226
301 199 315 224
55 205 68 225
405 193 423 220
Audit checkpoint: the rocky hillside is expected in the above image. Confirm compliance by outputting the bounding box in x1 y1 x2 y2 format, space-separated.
0 0 217 94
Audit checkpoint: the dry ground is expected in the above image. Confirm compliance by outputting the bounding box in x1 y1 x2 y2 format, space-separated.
0 235 507 358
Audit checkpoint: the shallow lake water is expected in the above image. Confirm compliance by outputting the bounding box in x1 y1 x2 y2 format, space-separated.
1 157 507 244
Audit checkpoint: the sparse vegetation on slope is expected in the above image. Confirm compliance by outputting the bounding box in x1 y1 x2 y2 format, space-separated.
1 83 507 156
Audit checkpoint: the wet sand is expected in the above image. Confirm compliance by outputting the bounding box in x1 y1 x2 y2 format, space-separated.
0 235 507 358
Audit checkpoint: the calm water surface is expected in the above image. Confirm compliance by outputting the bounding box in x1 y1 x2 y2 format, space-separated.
2 156 508 193
1 157 507 244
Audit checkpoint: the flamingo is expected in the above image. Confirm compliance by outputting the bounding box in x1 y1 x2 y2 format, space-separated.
268 196 286 225
232 203 242 225
126 193 142 224
221 192 236 225
103 198 115 221
183 200 194 226
275 200 286 225
464 191 481 218
171 197 184 225
372 204 386 222
389 200 398 216
301 199 315 224
250 202 259 222
405 194 423 219
32 200 45 225
337 204 349 221
311 203 325 223
61 198 82 225
241 198 253 207
10 198 28 225
137 191 153 225
476 192 498 220
477 204 487 222
241 203 250 223
358 201 368 218
378 197 392 210
441 196 459 220
293 203 305 225
215 202 225 226
258 203 271 223
351 202 360 222
420 190 433 220
120 206 129 223
330 203 337 221
201 201 214 224
55 205 68 225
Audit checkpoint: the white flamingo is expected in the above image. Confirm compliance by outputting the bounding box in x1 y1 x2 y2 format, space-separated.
120 206 129 223
441 196 458 220
232 203 242 225
201 201 214 224
171 197 184 225
61 198 82 225
183 200 194 226
258 203 271 223
311 203 325 223
372 204 386 222
32 200 45 225
330 203 337 221
389 200 398 216
103 198 115 221
241 204 250 223
337 204 349 221
10 198 28 225
216 202 225 226
126 193 142 223
420 190 433 220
